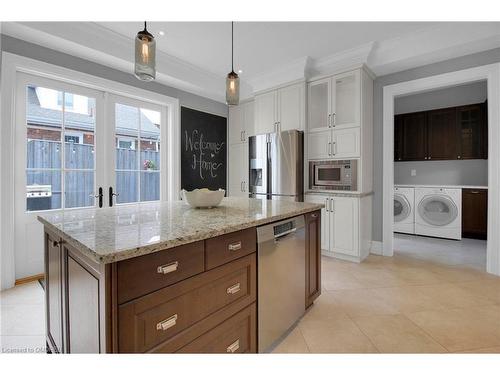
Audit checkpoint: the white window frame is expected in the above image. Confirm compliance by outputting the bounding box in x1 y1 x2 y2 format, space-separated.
0 52 181 290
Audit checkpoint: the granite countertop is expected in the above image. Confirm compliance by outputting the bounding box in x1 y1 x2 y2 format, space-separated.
38 197 323 264
395 184 488 189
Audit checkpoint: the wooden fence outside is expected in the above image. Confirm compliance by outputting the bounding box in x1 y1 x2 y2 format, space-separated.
26 139 160 209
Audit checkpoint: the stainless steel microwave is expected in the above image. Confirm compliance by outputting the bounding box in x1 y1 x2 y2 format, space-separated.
309 160 358 191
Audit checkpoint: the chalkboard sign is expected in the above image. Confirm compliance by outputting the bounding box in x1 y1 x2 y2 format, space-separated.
181 107 227 192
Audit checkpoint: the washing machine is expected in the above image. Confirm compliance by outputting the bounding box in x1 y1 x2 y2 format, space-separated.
415 187 462 240
394 186 415 234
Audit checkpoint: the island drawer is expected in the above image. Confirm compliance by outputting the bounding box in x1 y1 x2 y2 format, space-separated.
205 228 256 270
176 303 256 353
118 254 256 353
116 241 205 304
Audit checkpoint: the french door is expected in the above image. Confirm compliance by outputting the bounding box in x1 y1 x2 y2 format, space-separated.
14 73 166 279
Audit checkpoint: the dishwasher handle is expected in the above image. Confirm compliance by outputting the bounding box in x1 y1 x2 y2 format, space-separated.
274 227 297 240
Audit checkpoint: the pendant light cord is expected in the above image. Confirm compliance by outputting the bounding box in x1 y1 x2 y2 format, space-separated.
231 21 234 72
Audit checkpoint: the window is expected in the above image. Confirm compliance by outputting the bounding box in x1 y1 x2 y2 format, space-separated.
57 91 74 110
26 85 96 211
64 132 83 144
117 137 136 150
115 103 161 204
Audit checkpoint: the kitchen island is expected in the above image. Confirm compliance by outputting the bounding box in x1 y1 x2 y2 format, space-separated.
38 197 322 353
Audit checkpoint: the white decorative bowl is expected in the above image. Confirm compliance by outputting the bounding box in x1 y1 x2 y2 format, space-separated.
180 188 225 208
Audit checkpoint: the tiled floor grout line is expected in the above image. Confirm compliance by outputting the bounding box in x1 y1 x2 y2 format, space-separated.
347 314 381 353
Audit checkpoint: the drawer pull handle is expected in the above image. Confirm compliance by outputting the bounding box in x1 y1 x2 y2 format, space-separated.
226 339 240 353
156 314 178 331
157 261 179 274
226 283 241 295
228 241 242 251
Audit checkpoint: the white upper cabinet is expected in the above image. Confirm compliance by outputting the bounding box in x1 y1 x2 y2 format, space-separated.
254 90 277 135
228 101 255 145
254 82 305 135
308 78 330 132
307 129 331 160
332 127 360 159
332 70 360 129
228 105 244 145
308 69 361 132
278 83 304 132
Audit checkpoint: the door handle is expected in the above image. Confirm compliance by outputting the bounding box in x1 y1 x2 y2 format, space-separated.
90 187 103 208
109 187 119 207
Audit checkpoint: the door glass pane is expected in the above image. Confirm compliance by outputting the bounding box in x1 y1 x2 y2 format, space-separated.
64 94 96 170
335 74 357 126
26 170 61 211
140 171 160 201
309 81 329 130
64 171 94 208
116 171 138 204
115 103 161 204
26 85 97 211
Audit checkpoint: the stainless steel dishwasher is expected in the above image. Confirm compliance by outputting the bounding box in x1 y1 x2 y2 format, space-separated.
257 215 305 352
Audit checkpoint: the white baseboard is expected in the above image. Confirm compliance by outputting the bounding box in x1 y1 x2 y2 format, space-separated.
370 240 383 255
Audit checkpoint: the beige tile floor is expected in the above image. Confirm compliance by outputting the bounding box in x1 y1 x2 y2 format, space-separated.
274 235 500 353
2 234 499 354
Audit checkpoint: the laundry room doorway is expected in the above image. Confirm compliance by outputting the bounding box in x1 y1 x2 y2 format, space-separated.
382 63 500 276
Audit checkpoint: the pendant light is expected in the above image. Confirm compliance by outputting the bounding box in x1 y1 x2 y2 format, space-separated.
226 21 240 106
135 21 156 81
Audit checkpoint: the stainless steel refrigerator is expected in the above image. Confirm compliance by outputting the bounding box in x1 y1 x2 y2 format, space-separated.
249 130 304 202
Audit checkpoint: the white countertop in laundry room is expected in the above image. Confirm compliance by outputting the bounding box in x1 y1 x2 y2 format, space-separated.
395 184 488 190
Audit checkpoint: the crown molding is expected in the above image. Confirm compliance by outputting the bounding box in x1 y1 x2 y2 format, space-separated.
247 56 311 94
2 22 228 103
368 23 500 76
308 41 375 78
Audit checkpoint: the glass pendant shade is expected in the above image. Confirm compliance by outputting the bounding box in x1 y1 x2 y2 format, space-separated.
135 25 156 81
226 71 240 106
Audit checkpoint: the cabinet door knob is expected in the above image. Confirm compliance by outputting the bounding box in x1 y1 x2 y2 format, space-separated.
157 261 179 274
226 339 240 353
156 314 178 331
226 282 241 295
52 240 62 247
311 213 318 218
457 155 461 159
228 241 242 251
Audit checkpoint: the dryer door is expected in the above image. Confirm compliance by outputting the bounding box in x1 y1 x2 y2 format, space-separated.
394 194 411 222
418 195 458 226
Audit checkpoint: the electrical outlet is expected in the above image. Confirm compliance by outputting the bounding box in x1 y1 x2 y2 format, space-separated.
411 169 416 177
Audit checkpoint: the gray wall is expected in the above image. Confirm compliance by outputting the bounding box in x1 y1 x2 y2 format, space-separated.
0 34 228 118
394 160 488 186
373 47 500 242
394 81 488 187
394 80 487 115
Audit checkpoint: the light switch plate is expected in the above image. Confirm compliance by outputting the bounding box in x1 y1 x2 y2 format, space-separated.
411 169 416 177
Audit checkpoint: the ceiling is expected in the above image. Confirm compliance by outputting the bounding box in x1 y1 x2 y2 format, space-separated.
97 22 439 78
3 22 500 103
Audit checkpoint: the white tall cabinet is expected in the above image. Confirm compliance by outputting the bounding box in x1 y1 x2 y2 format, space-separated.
305 67 373 263
254 82 305 135
227 101 254 197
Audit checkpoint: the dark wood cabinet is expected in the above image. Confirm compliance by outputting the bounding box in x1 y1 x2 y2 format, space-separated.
305 210 321 308
462 189 488 240
394 102 487 162
401 112 427 161
394 114 404 161
45 231 64 353
457 103 487 160
427 108 458 160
